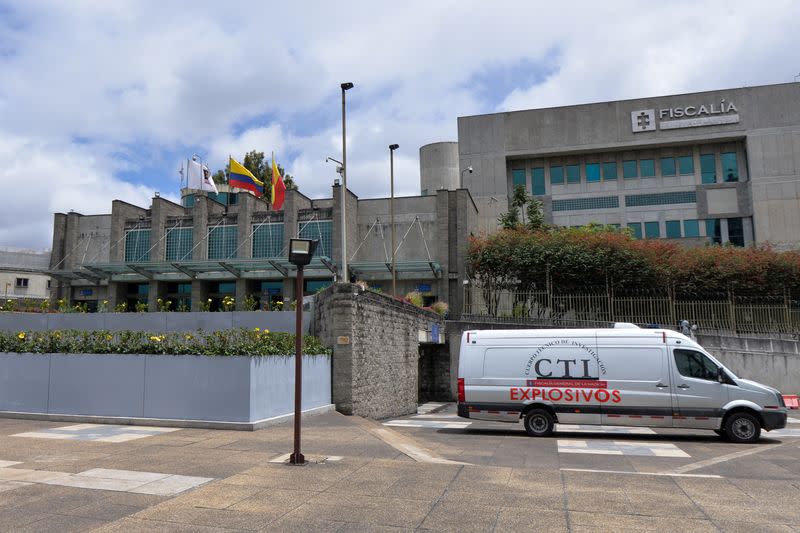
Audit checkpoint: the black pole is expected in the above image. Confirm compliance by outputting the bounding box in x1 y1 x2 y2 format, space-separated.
289 265 305 465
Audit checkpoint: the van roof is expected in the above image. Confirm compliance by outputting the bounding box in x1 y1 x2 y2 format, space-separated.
466 328 694 343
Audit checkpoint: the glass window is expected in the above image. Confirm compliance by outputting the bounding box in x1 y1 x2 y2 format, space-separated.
585 163 601 183
640 159 655 177
625 191 696 207
550 165 564 184
182 194 196 208
566 164 580 184
728 217 744 247
627 223 642 239
552 196 619 211
660 157 676 177
684 219 700 238
207 225 237 260
721 152 738 182
644 221 660 239
700 154 716 184
299 219 333 258
125 229 151 262
512 169 526 189
252 223 285 258
623 160 637 179
165 227 193 261
674 349 718 381
15 277 28 288
421 189 428 196
532 167 546 195
706 219 722 244
304 279 332 295
602 162 617 180
665 220 682 238
678 155 694 175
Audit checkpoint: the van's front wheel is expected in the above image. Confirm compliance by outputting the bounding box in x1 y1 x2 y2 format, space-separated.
724 412 761 443
524 409 554 437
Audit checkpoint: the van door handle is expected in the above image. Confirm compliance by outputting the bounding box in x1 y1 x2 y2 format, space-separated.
677 384 690 389
655 383 669 388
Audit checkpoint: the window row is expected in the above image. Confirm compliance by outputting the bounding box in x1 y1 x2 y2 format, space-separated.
124 220 332 263
552 191 696 212
511 151 740 193
626 217 744 246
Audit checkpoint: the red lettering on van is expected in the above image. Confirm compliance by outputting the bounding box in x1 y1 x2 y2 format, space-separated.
510 387 519 400
611 390 621 403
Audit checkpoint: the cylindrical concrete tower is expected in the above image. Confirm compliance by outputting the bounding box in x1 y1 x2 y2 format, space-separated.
419 142 459 196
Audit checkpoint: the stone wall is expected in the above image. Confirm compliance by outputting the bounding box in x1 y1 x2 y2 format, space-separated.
314 283 444 419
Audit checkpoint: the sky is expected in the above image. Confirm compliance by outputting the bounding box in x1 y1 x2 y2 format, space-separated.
1 0 799 250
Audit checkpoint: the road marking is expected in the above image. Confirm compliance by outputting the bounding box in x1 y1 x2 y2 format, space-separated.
669 442 785 474
787 417 800 424
417 403 445 415
558 439 689 457
384 420 472 430
12 424 179 443
768 428 800 437
0 460 22 468
556 424 656 435
412 413 462 419
0 463 211 495
561 468 721 479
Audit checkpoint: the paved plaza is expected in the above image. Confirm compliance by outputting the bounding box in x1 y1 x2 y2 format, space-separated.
0 405 798 531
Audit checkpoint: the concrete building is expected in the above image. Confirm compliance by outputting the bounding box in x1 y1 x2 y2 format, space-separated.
458 82 800 247
0 248 52 304
49 182 478 313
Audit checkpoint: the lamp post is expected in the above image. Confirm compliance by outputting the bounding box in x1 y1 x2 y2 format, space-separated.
460 166 473 185
288 238 318 466
389 144 399 296
340 82 354 282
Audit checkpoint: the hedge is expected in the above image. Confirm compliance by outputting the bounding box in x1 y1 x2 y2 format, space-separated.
0 329 331 356
468 226 800 296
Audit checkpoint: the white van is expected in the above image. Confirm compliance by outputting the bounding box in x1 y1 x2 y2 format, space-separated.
457 327 787 443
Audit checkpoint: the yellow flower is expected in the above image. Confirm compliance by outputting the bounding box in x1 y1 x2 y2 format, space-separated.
253 327 260 332
149 335 162 342
106 334 113 341
263 329 269 334
17 332 25 340
276 301 283 305
184 334 193 340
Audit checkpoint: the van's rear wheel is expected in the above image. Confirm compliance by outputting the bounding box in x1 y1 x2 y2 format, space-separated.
724 412 761 444
524 409 554 437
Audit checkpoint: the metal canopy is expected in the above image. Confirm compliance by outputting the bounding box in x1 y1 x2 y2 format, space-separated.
53 258 336 282
349 260 441 280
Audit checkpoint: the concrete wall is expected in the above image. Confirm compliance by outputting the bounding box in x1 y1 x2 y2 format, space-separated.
420 142 459 195
0 353 331 428
0 311 310 334
314 283 444 419
698 332 800 393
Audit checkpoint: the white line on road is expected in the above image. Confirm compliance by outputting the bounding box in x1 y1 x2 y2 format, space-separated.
561 468 722 479
668 443 785 474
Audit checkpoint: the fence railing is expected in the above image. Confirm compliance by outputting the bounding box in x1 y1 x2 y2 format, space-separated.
462 285 800 334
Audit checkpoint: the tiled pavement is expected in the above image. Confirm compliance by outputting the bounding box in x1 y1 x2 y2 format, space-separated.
0 407 798 531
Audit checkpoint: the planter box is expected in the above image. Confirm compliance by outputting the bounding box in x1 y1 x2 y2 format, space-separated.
0 352 331 430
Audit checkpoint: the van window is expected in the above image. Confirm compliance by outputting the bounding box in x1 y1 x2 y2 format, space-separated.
674 349 718 381
598 347 663 381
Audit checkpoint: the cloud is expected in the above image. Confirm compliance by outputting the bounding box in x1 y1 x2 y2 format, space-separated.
0 1 799 249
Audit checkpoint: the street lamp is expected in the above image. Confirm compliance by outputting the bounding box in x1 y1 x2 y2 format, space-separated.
389 144 399 296
287 237 318 466
340 82 354 283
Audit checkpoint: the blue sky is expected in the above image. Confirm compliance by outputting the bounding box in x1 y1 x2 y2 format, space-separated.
0 0 799 249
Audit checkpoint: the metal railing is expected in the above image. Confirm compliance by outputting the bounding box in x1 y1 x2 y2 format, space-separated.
462 285 800 334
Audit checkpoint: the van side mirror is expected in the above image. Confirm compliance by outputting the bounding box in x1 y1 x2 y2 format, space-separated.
717 367 725 383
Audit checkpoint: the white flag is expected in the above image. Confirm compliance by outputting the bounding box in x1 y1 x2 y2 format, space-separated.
187 159 218 193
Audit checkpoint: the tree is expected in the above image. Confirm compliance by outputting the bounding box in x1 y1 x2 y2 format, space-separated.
498 184 546 231
526 197 545 231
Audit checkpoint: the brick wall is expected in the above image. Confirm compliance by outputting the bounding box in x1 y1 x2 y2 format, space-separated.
314 283 444 419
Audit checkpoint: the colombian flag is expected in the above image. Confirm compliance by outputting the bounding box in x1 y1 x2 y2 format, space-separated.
229 157 264 197
271 155 286 210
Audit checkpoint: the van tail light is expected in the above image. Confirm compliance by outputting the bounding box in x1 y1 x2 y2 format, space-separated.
457 378 465 403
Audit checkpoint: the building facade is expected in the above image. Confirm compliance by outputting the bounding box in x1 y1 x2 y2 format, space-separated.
49 183 478 313
0 248 51 304
458 82 800 247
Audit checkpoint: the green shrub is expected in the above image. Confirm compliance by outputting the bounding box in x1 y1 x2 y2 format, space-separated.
0 329 331 357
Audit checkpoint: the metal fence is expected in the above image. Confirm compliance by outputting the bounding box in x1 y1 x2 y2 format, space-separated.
462 285 800 334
